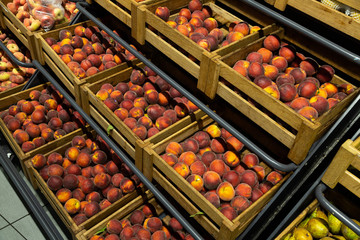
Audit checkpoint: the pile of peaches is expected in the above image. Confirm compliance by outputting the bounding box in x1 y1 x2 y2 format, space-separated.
231 34 355 121
162 124 283 221
6 0 77 31
45 26 137 79
154 0 260 52
89 204 194 240
95 65 199 140
31 134 142 225
0 34 36 92
0 84 86 153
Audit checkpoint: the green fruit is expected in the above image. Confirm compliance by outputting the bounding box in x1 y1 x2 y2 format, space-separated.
293 227 313 240
332 236 346 240
320 237 335 240
307 217 329 239
328 213 342 234
341 219 360 240
283 232 293 240
310 208 328 223
299 217 311 228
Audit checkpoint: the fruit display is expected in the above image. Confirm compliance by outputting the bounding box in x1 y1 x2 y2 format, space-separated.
87 201 195 240
281 204 360 240
161 123 284 220
94 64 199 141
0 31 36 93
228 34 355 122
0 84 86 153
30 134 143 227
44 24 138 79
6 0 77 31
154 0 261 52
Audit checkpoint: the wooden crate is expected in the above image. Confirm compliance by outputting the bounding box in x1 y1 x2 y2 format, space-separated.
272 0 360 40
25 132 151 239
81 64 206 172
202 28 360 164
38 20 140 107
322 136 360 198
134 0 279 86
142 114 291 239
0 83 89 178
275 199 319 240
0 0 70 60
77 195 193 240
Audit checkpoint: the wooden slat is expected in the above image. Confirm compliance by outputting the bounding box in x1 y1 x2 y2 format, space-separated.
337 0 360 11
275 200 319 240
94 0 132 27
339 171 360 198
217 83 296 148
3 17 29 48
286 0 360 40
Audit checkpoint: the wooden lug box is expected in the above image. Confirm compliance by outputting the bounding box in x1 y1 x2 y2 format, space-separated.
142 114 290 239
0 83 88 181
273 0 360 40
0 0 71 61
76 195 202 240
25 131 150 239
92 0 159 34
38 20 140 107
81 63 206 173
135 0 279 85
201 27 359 164
0 30 37 99
322 136 360 198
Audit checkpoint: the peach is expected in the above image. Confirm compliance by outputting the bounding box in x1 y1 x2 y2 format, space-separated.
91 150 107 165
233 22 250 36
289 68 307 84
248 62 264 79
222 151 240 168
144 89 159 104
279 83 297 102
226 136 244 152
192 131 211 149
241 170 258 187
86 191 101 203
203 192 220 208
107 219 123 235
72 136 86 149
259 181 273 194
48 117 63 131
59 29 72 40
64 198 81 215
161 153 178 167
87 54 102 68
175 15 188 25
220 206 237 221
300 58 318 76
188 0 202 12
246 52 263 64
279 45 296 62
271 56 288 72
20 101 34 115
76 152 91 168
31 154 47 169
263 64 279 81
165 142 183 156
201 151 216 167
145 217 163 233
120 227 135 240
92 164 107 177
206 125 221 138
297 81 317 99
21 141 35 153
186 174 204 191
124 91 138 102
321 82 338 97
196 38 210 51
193 28 207 38
80 178 95 195
333 92 347 100
84 201 100 218
73 213 88 226
254 75 273 89
72 188 86 201
189 160 206 176
123 117 137 130
94 173 111 189
263 35 281 52
173 163 190 178
65 164 81 176
178 151 198 166
96 89 109 102
132 124 147 140
80 59 92 71
227 32 244 43
47 175 63 191
210 138 226 154
276 73 295 87
339 83 354 95
99 199 112 211
316 66 334 83
48 164 64 178
176 24 190 37
216 181 235 201
179 8 192 20
63 174 79 190
203 171 221 190
56 188 72 203
51 44 61 54
155 6 170 21
203 18 218 32
298 106 318 121
104 98 119 112
257 48 273 63
309 96 329 116
223 170 241 187
251 188 264 202
120 177 135 194
231 195 251 213
155 116 172 130
137 116 153 129
48 152 63 165
235 183 252 199
15 130 29 145
290 97 309 111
